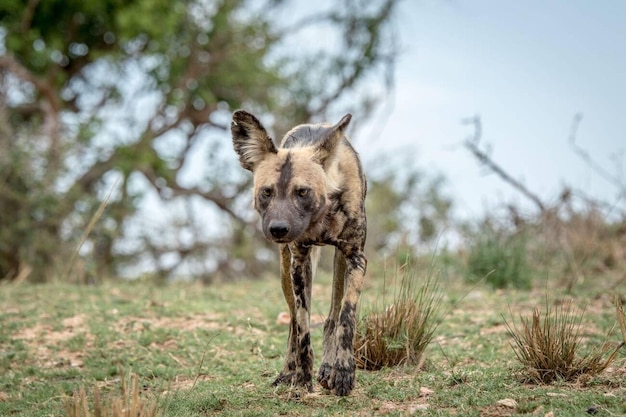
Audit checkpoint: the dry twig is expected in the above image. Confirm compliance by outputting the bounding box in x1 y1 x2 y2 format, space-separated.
462 116 546 212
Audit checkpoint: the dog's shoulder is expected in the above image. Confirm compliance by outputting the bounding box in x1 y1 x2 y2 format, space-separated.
280 123 335 149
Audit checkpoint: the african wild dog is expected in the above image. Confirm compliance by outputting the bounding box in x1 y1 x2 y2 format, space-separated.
230 110 367 396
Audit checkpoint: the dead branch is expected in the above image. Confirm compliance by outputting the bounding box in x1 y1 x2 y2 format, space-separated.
462 116 546 212
568 113 626 199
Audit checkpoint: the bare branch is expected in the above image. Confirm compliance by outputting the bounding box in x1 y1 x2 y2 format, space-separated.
138 164 248 225
570 188 626 218
281 0 397 118
0 53 62 114
462 116 546 212
568 113 626 198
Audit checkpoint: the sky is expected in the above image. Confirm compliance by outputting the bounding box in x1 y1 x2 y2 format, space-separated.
359 0 626 221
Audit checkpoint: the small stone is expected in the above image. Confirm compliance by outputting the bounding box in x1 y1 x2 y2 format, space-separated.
546 392 568 397
409 404 429 412
496 398 518 409
419 386 434 397
276 311 290 325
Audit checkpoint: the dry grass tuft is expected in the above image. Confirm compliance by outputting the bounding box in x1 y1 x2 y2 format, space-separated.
505 300 621 384
354 262 443 370
616 297 626 346
64 369 159 417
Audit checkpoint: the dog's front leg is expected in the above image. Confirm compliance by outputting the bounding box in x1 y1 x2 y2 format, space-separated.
273 244 297 386
318 249 345 388
289 243 314 392
318 244 367 396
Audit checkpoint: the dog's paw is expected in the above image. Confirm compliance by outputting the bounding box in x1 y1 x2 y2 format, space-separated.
317 359 355 396
329 361 355 396
317 362 333 389
293 367 314 393
273 372 313 398
272 371 293 386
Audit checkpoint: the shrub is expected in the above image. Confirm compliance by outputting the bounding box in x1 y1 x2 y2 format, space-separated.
465 226 531 290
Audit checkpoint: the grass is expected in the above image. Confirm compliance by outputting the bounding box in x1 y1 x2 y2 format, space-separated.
1 269 625 416
505 299 621 384
465 229 532 290
65 369 159 417
355 262 443 370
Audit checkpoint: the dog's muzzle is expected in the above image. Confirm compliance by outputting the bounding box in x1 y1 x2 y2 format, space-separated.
268 220 290 241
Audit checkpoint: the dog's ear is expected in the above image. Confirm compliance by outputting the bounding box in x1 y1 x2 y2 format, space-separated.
231 110 277 172
313 114 352 165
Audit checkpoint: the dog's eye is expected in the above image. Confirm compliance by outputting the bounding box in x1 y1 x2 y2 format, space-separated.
260 187 272 198
297 188 309 198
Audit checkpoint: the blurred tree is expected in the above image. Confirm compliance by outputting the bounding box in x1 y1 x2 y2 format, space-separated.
365 153 453 264
0 0 397 282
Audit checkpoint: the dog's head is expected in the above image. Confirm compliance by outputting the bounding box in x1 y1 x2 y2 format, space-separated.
231 110 351 243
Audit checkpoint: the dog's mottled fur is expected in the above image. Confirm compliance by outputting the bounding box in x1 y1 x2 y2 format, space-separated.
231 110 367 396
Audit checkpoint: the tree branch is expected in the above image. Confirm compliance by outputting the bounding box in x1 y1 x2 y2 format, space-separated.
0 52 63 181
309 0 397 117
0 53 62 114
568 113 626 199
462 116 546 212
20 0 40 33
138 164 248 225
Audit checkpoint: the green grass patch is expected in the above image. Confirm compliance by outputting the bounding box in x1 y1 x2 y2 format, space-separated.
0 271 625 416
465 229 532 290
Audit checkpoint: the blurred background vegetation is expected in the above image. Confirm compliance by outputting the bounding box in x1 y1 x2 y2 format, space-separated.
0 0 624 291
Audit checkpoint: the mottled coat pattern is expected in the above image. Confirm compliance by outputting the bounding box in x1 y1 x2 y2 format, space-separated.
231 110 367 396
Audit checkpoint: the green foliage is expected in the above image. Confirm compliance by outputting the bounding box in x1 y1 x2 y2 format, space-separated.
0 111 67 281
465 223 531 290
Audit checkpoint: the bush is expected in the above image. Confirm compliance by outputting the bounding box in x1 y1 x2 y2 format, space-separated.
465 225 531 290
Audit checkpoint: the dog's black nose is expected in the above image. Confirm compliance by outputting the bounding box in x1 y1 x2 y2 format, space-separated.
269 221 290 239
